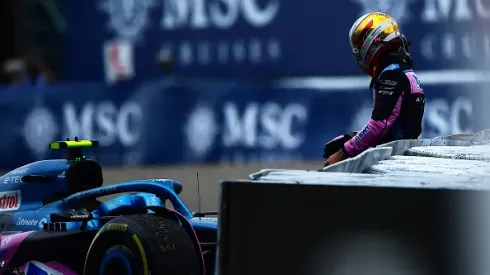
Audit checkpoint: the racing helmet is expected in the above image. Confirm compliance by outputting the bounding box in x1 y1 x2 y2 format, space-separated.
349 12 407 76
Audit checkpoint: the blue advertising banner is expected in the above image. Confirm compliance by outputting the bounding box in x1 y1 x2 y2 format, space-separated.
0 78 487 170
61 0 489 82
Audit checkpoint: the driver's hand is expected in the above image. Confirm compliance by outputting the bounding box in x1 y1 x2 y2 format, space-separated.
324 148 348 167
323 132 357 159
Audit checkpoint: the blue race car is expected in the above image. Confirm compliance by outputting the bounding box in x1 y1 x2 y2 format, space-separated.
0 138 217 275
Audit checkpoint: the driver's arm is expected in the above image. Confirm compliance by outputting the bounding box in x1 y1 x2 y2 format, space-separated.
343 70 404 157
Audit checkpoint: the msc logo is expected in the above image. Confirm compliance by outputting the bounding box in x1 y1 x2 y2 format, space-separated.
23 107 58 158
184 104 218 159
352 0 416 24
99 0 156 42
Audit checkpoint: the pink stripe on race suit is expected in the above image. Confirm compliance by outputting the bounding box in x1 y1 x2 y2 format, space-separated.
405 71 424 95
344 94 403 157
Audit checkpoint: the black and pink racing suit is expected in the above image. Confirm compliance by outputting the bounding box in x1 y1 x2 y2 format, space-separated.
325 59 425 159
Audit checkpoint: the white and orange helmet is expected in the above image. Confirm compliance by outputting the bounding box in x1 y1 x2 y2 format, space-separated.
349 12 406 76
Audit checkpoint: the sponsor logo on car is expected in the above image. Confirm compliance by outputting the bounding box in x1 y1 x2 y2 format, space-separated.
3 176 23 184
3 167 30 184
16 217 48 229
10 167 29 175
70 214 91 220
107 223 128 232
145 196 161 206
16 218 39 226
0 190 21 211
107 199 123 208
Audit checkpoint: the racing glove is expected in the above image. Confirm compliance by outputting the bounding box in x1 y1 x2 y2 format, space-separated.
323 132 357 159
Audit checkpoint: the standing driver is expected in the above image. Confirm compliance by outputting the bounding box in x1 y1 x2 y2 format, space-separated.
323 12 425 167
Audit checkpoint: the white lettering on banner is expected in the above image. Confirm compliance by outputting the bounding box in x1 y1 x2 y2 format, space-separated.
62 101 143 147
477 0 490 17
23 108 58 158
355 0 490 65
222 102 308 150
184 102 308 163
420 0 490 63
422 0 471 22
184 104 218 158
424 97 473 137
161 0 279 29
422 0 490 21
156 0 281 67
101 0 283 66
99 0 156 42
353 0 414 24
0 190 21 212
161 38 281 67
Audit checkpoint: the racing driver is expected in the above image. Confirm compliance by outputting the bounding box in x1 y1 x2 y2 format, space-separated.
323 12 425 167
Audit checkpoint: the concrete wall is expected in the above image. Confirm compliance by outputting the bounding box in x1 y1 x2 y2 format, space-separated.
103 162 320 212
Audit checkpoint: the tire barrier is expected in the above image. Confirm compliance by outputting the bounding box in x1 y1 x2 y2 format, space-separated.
406 145 490 162
245 166 487 188
377 139 432 155
321 147 393 173
366 155 490 176
319 129 490 174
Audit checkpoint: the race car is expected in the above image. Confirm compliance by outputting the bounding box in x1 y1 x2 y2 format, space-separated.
0 138 217 275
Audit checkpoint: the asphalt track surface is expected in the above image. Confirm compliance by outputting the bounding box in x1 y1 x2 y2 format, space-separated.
103 161 320 212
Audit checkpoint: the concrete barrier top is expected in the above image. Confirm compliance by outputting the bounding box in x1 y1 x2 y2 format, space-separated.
248 129 490 186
